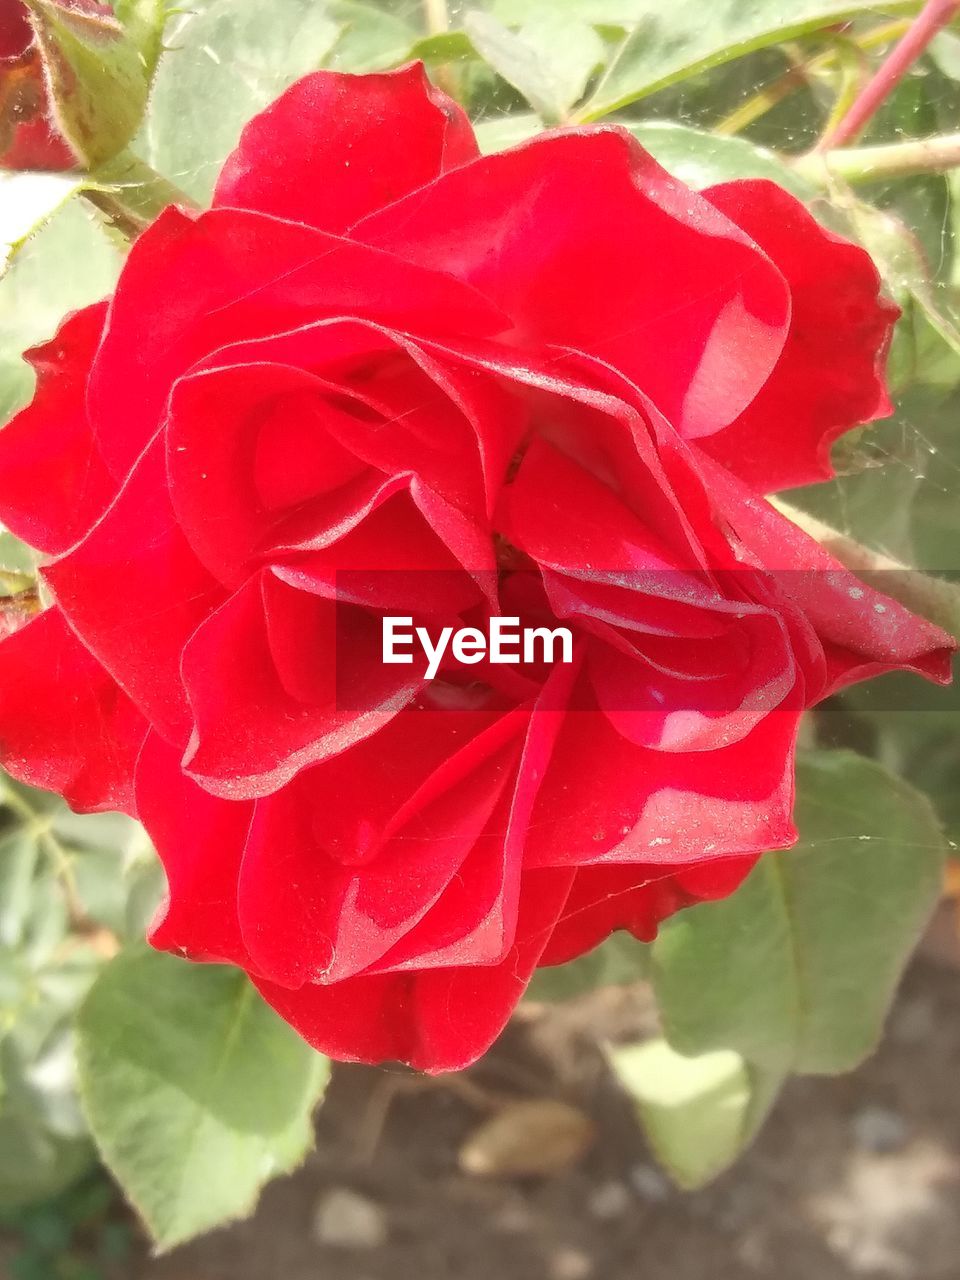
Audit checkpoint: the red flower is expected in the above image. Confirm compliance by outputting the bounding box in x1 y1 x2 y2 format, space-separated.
0 65 951 1070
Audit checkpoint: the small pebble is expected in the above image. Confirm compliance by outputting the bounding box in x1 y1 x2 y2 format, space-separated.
549 1246 594 1280
492 1200 534 1234
851 1106 908 1155
629 1163 671 1203
587 1180 632 1220
313 1188 389 1249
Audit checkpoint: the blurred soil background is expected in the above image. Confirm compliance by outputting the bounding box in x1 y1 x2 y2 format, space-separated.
5 925 959 1280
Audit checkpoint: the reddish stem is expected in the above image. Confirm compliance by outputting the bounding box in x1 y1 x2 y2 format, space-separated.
817 0 960 150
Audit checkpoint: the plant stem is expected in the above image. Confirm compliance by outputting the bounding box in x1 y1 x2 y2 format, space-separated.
1 783 89 929
82 149 199 240
715 19 909 137
794 131 960 184
423 0 449 35
817 0 960 149
422 0 459 99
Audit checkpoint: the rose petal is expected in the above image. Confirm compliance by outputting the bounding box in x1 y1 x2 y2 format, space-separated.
43 434 224 742
137 732 254 968
356 127 790 437
524 679 800 867
236 705 525 985
214 63 478 231
540 856 757 965
88 205 508 479
0 302 115 553
252 866 574 1072
181 570 420 798
701 180 898 492
697 451 955 691
0 607 146 813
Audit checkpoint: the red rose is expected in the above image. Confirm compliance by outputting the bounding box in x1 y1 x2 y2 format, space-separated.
0 65 951 1070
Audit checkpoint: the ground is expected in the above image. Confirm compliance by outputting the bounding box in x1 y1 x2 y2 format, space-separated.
123 943 960 1280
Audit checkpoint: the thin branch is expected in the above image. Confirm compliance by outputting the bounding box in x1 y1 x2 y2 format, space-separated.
794 131 960 183
715 20 910 138
423 0 449 36
818 0 960 149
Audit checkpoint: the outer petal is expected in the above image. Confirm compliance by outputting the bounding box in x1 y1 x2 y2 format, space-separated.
0 607 146 813
539 857 756 966
136 733 254 968
88 205 508 479
0 302 116 553
356 128 791 438
43 434 224 742
252 866 575 1072
213 63 478 231
524 682 801 868
697 451 955 692
701 180 898 492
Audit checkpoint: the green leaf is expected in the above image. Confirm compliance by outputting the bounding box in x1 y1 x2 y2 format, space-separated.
842 200 960 359
621 121 815 195
23 0 167 165
464 11 603 122
408 30 476 64
0 200 122 425
139 0 343 203
473 112 542 154
651 751 946 1076
0 1108 93 1210
77 950 329 1250
609 1039 783 1189
929 29 960 81
326 0 416 73
579 1 919 120
491 0 651 20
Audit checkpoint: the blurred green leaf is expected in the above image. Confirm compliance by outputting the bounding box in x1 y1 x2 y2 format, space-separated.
473 111 542 153
408 30 475 63
0 779 153 1208
77 950 330 1250
579 1 918 120
326 0 416 73
930 28 960 80
609 1039 783 1188
651 751 946 1075
491 0 653 18
843 199 960 357
464 10 604 122
621 120 815 194
0 201 121 425
139 0 343 203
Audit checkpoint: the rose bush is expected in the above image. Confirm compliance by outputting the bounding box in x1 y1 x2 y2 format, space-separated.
0 64 951 1072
